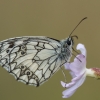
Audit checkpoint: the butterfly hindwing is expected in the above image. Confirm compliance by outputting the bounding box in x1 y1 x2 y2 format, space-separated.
0 36 71 86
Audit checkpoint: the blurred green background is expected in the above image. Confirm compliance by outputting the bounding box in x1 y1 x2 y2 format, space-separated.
0 0 100 100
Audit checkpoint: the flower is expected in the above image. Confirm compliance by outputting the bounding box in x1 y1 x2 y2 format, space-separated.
61 43 100 98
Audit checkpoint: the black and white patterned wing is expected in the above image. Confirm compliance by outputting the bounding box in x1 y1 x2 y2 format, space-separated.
0 36 71 87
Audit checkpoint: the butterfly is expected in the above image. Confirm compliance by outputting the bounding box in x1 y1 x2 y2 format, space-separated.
0 17 87 87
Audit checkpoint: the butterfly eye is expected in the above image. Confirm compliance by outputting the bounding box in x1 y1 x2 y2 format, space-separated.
67 39 71 45
25 70 32 76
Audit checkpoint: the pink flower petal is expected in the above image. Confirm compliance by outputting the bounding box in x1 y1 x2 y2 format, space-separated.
62 74 86 98
62 89 76 98
61 73 85 88
64 55 86 76
76 43 86 57
61 81 76 88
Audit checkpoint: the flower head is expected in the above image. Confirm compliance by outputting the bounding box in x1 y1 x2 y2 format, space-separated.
61 43 100 98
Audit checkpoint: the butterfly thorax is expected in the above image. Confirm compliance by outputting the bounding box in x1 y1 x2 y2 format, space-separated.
57 39 72 63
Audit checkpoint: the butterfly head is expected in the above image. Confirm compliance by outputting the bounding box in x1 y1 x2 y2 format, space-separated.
66 35 78 46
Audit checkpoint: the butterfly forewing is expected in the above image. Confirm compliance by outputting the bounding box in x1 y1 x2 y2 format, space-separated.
0 36 72 87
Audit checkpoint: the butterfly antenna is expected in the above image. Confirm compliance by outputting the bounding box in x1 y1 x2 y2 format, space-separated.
69 17 87 37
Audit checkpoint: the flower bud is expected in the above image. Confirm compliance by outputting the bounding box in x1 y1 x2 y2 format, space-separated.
86 68 100 79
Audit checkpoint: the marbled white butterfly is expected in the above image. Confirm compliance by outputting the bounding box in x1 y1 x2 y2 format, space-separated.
0 17 87 87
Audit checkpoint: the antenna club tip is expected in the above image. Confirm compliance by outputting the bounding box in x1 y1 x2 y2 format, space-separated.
83 17 87 20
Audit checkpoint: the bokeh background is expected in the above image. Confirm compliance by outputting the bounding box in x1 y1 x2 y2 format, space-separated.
0 0 100 100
